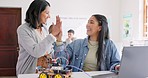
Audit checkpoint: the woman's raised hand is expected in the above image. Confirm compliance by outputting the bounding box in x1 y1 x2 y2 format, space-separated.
51 15 62 37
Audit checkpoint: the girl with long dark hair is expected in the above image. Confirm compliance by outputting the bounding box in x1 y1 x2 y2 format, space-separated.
54 14 120 73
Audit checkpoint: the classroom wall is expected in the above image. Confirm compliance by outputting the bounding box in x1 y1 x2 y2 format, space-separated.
0 0 143 55
120 0 143 46
0 0 121 42
112 0 144 55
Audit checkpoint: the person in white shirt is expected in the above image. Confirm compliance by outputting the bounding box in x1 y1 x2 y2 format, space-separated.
65 29 76 46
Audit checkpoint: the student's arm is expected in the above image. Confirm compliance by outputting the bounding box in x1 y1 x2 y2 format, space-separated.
109 41 120 73
53 40 73 66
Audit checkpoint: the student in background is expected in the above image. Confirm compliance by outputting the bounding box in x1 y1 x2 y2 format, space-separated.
16 0 62 75
54 14 120 73
65 29 76 46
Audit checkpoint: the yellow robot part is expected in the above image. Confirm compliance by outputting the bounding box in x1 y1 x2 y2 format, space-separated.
54 74 63 78
39 72 48 78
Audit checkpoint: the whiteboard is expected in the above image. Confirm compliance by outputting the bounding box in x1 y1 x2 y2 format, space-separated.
47 16 88 41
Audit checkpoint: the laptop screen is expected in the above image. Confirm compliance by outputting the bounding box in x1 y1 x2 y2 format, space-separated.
118 46 148 78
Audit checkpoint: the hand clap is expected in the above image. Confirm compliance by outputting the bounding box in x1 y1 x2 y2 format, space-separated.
51 15 62 37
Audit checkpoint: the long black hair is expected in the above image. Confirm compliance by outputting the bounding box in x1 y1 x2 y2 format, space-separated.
92 14 109 68
25 0 50 29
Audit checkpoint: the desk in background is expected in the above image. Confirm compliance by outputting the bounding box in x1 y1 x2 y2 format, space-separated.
18 71 114 78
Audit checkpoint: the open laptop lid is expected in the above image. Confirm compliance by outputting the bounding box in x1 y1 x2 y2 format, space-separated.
118 46 148 78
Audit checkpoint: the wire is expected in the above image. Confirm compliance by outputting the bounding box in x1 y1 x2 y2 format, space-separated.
53 49 61 59
64 49 70 62
54 57 92 78
55 57 69 65
53 43 70 61
65 65 92 78
53 45 91 78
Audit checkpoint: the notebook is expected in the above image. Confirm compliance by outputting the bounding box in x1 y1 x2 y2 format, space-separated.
92 46 148 78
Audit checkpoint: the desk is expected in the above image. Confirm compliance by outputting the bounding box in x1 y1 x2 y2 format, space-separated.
18 71 114 78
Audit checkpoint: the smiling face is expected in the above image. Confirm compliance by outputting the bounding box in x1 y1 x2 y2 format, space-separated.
86 16 101 37
40 6 50 24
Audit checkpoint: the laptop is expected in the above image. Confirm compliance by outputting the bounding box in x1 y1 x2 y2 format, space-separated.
92 72 117 78
92 46 148 78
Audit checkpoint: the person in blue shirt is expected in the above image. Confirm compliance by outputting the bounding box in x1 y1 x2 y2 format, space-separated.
54 14 120 73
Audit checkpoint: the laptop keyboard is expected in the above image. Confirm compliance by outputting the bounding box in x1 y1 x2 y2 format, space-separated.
92 73 118 78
